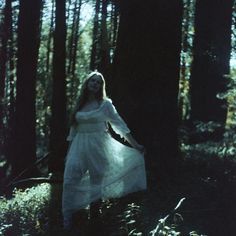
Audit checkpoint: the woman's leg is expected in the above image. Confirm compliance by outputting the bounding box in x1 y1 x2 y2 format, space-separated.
62 158 87 230
88 167 104 220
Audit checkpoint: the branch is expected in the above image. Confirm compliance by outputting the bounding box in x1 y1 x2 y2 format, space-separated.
149 197 186 236
9 176 63 187
6 152 50 187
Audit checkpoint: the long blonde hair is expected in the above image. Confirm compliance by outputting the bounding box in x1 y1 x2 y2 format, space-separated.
70 71 107 125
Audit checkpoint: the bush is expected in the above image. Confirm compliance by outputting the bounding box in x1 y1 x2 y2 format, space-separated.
0 183 51 236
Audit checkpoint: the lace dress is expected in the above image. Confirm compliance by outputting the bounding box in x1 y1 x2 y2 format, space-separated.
62 98 146 222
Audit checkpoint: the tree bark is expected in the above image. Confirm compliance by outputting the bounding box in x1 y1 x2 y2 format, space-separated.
49 0 67 172
178 0 192 122
67 0 77 76
0 0 12 181
189 0 233 126
98 0 110 77
46 0 54 74
71 0 82 78
0 0 12 130
111 0 183 176
90 0 101 70
13 0 42 177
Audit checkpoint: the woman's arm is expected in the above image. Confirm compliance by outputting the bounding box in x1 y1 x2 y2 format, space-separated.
124 132 146 154
105 100 146 154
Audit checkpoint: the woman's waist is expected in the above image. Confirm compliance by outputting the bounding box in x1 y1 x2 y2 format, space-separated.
76 122 107 133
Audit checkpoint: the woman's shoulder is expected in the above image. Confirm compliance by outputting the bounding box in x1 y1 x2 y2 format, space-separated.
101 98 114 111
103 97 112 103
102 97 113 106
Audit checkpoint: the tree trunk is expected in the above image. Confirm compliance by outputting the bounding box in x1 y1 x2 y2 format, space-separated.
178 0 192 122
0 0 12 180
46 0 54 74
69 0 82 111
13 0 42 177
189 0 233 126
111 1 119 49
111 0 183 176
90 0 101 70
67 0 77 76
49 0 67 173
71 0 82 78
0 0 12 129
5 0 15 180
98 0 110 77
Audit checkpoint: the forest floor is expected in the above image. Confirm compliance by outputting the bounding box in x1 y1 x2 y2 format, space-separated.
1 139 236 236
46 152 236 236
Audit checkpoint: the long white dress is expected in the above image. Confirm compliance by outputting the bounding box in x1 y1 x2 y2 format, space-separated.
62 98 146 222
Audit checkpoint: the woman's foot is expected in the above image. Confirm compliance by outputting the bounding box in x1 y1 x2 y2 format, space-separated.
73 209 89 235
63 217 73 231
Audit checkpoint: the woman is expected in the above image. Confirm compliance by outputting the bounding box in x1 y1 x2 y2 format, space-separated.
62 71 147 230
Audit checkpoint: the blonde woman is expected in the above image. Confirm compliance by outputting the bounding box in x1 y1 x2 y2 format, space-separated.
62 71 146 230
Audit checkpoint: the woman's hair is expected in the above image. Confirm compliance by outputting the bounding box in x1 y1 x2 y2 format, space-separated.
70 71 107 125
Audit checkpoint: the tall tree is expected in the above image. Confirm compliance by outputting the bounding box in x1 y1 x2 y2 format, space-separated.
0 0 12 129
98 0 110 76
111 0 119 51
178 0 194 122
49 0 67 172
46 0 54 74
111 0 183 176
90 0 101 70
12 0 42 177
189 0 233 127
71 0 82 78
67 0 78 76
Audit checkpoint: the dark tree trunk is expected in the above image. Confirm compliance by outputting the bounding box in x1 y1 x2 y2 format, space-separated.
90 0 101 70
70 0 82 110
0 0 12 129
111 0 183 176
5 0 15 179
12 0 42 177
111 1 119 49
0 0 12 180
98 0 110 76
189 0 233 126
46 0 54 74
178 0 192 122
49 0 67 173
67 0 77 76
71 0 82 78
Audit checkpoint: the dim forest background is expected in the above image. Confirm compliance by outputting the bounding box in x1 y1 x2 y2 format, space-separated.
0 0 236 235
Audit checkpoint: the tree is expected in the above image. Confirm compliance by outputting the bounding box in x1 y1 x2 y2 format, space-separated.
90 0 101 70
12 0 43 177
67 0 82 109
97 0 110 76
0 0 12 154
189 0 233 129
111 0 183 176
178 0 194 122
49 0 67 172
46 0 54 74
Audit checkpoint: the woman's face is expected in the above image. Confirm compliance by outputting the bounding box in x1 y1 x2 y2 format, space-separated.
87 75 102 94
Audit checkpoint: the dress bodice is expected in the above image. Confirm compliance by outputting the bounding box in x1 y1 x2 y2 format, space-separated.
67 99 130 140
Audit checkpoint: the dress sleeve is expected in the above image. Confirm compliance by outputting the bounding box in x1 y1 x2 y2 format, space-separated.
105 99 130 138
66 125 77 141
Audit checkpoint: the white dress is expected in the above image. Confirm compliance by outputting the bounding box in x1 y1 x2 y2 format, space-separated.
62 98 146 221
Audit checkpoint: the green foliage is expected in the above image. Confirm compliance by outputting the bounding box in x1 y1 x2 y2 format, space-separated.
181 125 236 161
0 184 51 236
224 70 236 126
35 0 94 155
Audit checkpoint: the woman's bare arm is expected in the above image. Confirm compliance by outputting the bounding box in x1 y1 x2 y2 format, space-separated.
124 133 146 154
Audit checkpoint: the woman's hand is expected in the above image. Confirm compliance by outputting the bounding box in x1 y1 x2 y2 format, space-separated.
134 144 146 155
124 133 146 155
